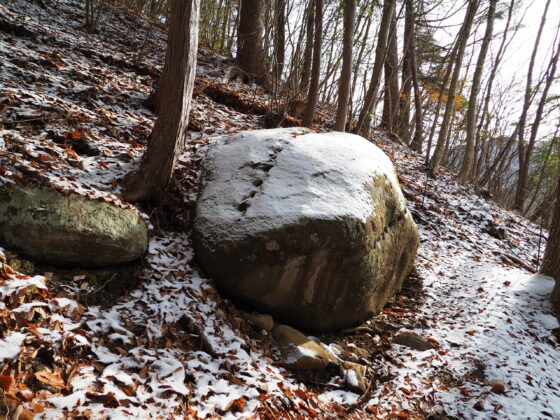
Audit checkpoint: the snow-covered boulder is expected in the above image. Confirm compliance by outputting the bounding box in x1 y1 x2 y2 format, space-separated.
0 184 148 267
193 128 419 331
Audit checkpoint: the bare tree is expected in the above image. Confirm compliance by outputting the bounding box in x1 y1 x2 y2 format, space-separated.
354 0 395 136
380 4 399 132
334 0 356 132
274 0 286 80
302 0 323 127
458 0 497 185
300 1 315 94
543 179 560 312
408 0 423 152
514 30 560 210
429 0 479 178
123 0 199 202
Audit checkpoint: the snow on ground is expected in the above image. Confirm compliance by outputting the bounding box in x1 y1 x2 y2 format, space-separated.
0 0 558 419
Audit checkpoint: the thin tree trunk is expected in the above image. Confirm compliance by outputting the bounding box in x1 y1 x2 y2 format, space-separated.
429 0 479 178
302 0 323 127
380 4 399 132
334 0 356 132
397 0 414 140
300 1 315 94
512 0 552 209
472 0 516 181
515 30 560 211
458 0 497 185
408 3 423 153
354 0 395 136
274 0 286 80
123 0 199 202
542 178 560 284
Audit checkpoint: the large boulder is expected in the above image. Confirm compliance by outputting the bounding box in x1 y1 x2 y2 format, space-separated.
194 128 419 331
0 183 148 267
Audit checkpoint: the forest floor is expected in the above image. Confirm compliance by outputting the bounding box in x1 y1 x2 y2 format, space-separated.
0 1 559 419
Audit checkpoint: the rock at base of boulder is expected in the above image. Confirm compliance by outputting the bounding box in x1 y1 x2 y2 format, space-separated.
194 128 420 332
271 324 339 370
393 332 436 351
246 313 274 332
0 183 148 267
342 361 367 394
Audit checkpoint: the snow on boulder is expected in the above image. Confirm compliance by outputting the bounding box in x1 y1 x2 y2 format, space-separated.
0 183 148 267
193 128 419 331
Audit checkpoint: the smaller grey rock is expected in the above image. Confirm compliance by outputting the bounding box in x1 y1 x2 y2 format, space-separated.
393 332 436 351
342 361 367 394
271 324 339 370
247 313 274 332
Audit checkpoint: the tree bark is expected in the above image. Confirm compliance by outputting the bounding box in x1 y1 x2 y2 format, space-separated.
511 0 552 209
354 0 395 136
334 0 356 132
123 0 199 202
380 4 399 132
273 0 286 80
302 0 323 127
300 1 315 94
397 0 414 141
428 0 478 178
542 179 560 311
408 1 423 153
458 0 496 185
514 31 560 211
236 0 266 84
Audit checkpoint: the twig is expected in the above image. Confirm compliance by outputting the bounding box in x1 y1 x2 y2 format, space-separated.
82 273 117 296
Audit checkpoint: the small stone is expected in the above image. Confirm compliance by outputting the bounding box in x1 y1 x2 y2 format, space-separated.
489 380 506 394
247 313 274 332
473 400 485 411
393 332 436 351
342 361 367 394
354 346 370 360
271 324 339 370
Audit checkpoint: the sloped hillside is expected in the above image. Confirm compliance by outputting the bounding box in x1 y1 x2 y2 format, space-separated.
0 1 558 419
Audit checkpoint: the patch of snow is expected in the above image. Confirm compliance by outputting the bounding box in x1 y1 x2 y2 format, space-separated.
196 128 408 240
0 332 26 362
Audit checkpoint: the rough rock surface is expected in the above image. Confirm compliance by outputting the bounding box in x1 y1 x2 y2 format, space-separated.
0 183 148 267
271 324 339 370
194 128 419 331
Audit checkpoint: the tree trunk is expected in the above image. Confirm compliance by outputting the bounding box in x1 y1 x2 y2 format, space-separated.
354 0 395 136
334 0 356 132
380 5 399 132
236 0 266 84
397 0 414 140
472 0 516 182
458 0 496 185
300 1 315 94
408 1 423 153
428 0 478 178
514 31 560 211
542 179 560 312
302 0 323 127
273 0 285 80
123 0 199 202
512 0 552 209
